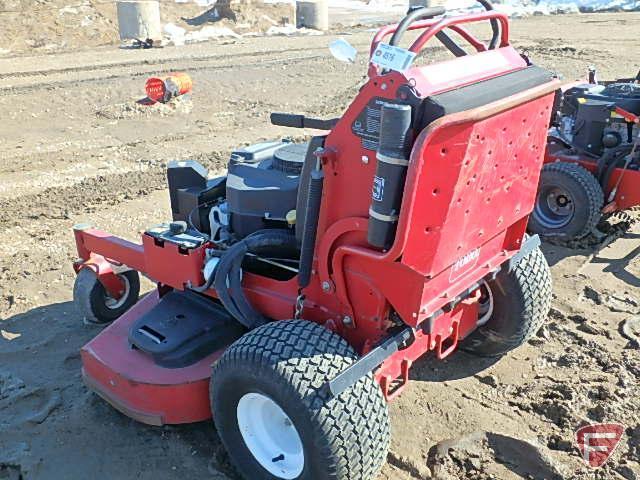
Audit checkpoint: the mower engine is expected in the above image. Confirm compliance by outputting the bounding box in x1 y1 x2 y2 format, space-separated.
554 80 640 156
165 141 308 240
529 70 640 240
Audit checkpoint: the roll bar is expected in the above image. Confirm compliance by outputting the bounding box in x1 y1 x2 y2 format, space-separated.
371 8 509 59
409 11 510 53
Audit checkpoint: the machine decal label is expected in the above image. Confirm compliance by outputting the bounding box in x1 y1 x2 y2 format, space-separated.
371 43 416 73
449 248 480 283
352 97 406 151
372 176 385 201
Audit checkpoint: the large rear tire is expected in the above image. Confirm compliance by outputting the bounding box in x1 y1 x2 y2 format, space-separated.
210 320 390 480
461 245 552 357
529 162 604 239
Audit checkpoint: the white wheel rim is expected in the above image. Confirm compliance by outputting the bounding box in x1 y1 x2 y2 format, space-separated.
237 393 304 479
477 280 494 327
103 275 130 310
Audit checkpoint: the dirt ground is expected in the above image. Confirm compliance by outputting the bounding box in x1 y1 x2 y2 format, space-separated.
1 12 640 480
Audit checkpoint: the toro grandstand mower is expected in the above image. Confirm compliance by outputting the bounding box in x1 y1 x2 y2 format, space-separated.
529 69 640 240
71 4 558 480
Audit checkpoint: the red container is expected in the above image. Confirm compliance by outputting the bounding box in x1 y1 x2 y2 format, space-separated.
145 72 192 103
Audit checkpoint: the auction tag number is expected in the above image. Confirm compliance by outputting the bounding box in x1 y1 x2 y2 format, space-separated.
371 43 416 72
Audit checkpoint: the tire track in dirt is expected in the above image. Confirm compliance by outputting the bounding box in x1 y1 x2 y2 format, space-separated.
0 54 328 95
0 39 373 95
0 148 226 230
0 43 372 80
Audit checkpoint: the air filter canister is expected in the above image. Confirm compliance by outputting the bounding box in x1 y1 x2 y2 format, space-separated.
367 103 412 249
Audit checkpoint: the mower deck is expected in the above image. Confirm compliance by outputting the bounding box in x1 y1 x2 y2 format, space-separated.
81 291 218 425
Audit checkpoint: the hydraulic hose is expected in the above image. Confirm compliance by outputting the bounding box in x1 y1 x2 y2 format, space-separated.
213 229 298 329
596 144 633 183
600 145 639 199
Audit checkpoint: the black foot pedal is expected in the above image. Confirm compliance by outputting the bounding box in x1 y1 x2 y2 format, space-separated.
128 290 245 368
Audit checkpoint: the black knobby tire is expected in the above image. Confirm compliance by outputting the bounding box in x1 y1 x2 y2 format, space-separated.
461 246 552 357
73 268 140 324
211 320 390 480
529 162 604 239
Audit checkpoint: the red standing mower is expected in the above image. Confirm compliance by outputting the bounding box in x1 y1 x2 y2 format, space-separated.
529 69 640 241
71 4 558 479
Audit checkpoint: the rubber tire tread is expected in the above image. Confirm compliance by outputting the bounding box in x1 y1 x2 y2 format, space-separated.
529 162 604 239
211 320 390 480
461 246 552 357
73 268 140 324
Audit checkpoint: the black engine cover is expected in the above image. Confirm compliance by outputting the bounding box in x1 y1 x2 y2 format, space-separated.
227 141 308 238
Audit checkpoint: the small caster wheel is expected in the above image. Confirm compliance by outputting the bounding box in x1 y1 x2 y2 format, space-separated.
73 268 140 324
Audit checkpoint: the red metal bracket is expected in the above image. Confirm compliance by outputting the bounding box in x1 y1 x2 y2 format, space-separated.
614 106 640 124
379 358 412 401
435 320 460 360
74 253 126 299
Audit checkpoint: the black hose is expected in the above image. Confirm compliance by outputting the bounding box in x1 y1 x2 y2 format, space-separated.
600 145 638 191
596 144 633 184
213 229 298 329
434 31 467 57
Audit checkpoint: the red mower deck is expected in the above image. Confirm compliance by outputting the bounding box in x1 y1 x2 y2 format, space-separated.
81 291 217 425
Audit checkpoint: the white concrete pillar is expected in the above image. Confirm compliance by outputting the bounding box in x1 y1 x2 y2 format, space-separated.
296 0 329 31
117 1 162 42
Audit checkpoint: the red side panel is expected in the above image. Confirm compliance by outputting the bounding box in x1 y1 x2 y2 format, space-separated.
402 94 553 275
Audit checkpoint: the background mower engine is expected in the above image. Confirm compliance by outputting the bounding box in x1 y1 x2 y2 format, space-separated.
71 4 559 480
529 69 640 240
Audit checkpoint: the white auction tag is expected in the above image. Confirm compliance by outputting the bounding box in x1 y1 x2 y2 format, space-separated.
370 43 416 72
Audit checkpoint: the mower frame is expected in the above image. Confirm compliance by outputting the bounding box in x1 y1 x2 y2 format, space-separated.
73 10 559 423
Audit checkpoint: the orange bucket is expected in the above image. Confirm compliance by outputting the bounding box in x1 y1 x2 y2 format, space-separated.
145 72 193 103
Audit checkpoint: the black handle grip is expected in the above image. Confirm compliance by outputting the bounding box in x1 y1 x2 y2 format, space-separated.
270 112 338 130
270 112 305 128
391 1 499 53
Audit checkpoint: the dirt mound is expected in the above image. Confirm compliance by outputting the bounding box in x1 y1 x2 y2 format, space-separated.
0 0 119 54
427 431 565 479
96 95 194 119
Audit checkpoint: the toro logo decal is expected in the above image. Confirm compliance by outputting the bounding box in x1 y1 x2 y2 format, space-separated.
575 423 624 468
449 248 480 283
372 176 385 202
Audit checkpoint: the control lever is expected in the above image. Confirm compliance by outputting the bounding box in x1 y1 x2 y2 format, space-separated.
270 112 338 130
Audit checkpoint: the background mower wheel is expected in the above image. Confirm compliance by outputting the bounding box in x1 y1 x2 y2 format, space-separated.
461 245 552 357
73 268 140 324
211 320 390 480
529 162 604 239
